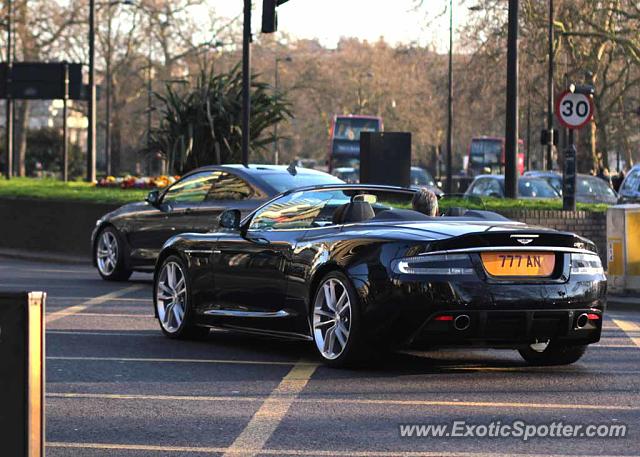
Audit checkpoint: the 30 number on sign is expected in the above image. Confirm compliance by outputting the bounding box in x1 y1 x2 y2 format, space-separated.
555 91 594 129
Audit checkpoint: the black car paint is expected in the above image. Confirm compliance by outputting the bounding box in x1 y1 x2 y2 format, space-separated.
91 165 339 271
157 185 606 349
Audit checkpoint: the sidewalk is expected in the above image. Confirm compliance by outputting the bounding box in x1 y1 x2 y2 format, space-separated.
0 248 90 265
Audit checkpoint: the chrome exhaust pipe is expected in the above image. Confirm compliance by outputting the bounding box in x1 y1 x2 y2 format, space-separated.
454 314 471 331
576 313 589 329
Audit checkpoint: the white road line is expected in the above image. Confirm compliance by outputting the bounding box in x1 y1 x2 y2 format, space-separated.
46 312 153 318
46 284 144 324
45 392 640 411
46 330 156 337
46 356 308 366
223 360 319 457
47 392 261 402
44 442 629 457
50 296 152 302
612 319 640 348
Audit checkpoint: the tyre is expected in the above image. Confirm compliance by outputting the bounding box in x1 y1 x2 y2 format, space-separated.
154 255 209 340
95 227 132 281
311 271 368 367
518 341 587 366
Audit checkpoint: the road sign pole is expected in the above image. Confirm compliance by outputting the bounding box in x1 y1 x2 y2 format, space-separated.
556 86 594 211
62 62 69 182
563 129 576 211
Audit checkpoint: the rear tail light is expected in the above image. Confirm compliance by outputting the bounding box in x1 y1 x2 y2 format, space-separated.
434 315 454 321
391 254 474 275
586 313 600 320
570 253 604 276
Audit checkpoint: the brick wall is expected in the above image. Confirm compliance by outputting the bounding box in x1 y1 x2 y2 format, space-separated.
499 209 607 263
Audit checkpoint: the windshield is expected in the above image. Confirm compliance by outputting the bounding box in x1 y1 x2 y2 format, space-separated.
259 172 344 193
333 118 381 141
410 168 435 186
518 178 559 198
577 176 616 198
470 139 502 165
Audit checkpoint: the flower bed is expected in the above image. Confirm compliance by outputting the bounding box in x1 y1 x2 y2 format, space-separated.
96 175 180 189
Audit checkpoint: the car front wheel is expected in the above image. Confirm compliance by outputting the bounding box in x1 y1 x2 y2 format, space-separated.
311 271 367 367
95 227 132 281
518 341 587 366
154 255 209 340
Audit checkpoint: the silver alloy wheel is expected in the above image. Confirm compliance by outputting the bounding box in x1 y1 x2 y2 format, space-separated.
313 277 352 360
96 231 118 276
156 261 187 334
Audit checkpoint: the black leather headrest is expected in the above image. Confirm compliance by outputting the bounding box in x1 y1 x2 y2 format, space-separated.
445 207 467 216
332 201 375 224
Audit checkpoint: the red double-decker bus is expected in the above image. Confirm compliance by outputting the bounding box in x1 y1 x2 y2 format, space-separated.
327 114 383 172
467 136 525 177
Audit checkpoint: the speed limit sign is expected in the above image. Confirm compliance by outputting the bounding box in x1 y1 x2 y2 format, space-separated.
555 90 594 129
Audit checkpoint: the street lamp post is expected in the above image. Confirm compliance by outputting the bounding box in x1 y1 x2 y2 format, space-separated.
273 55 291 165
546 0 554 170
445 0 453 194
147 13 152 157
4 0 13 180
241 0 251 167
504 0 519 199
87 0 97 182
105 0 134 177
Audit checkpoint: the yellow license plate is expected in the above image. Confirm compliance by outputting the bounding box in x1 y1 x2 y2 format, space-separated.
481 252 555 277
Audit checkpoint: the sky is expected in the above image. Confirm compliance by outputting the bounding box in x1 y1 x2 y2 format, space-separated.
210 0 471 52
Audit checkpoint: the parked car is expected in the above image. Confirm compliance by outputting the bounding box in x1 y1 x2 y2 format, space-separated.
465 175 560 199
410 166 443 196
524 171 618 204
618 164 640 203
92 164 343 281
153 184 605 367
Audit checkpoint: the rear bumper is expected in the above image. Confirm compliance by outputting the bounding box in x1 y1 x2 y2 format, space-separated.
410 308 603 348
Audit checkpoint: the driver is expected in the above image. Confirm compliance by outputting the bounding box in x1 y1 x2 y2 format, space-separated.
412 187 439 217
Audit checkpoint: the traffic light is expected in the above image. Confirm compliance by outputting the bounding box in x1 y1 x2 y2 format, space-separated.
262 0 290 33
540 128 559 146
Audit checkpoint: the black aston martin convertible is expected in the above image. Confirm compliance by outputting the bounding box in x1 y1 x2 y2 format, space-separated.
152 184 606 367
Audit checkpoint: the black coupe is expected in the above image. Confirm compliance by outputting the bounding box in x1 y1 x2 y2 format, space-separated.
91 164 342 281
153 184 606 367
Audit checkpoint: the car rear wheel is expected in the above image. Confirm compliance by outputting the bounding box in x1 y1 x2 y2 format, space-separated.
155 255 209 340
312 272 366 367
518 340 587 366
95 227 132 281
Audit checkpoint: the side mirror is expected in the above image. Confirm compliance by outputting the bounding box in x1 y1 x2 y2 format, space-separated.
219 209 242 230
146 190 160 206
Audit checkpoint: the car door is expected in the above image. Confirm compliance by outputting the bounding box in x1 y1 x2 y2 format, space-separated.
194 171 267 232
127 171 217 261
209 190 335 335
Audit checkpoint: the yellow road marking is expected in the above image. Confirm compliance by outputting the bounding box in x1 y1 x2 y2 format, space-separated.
47 356 309 366
46 391 640 411
46 285 144 323
612 319 640 348
45 442 626 457
223 360 319 457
